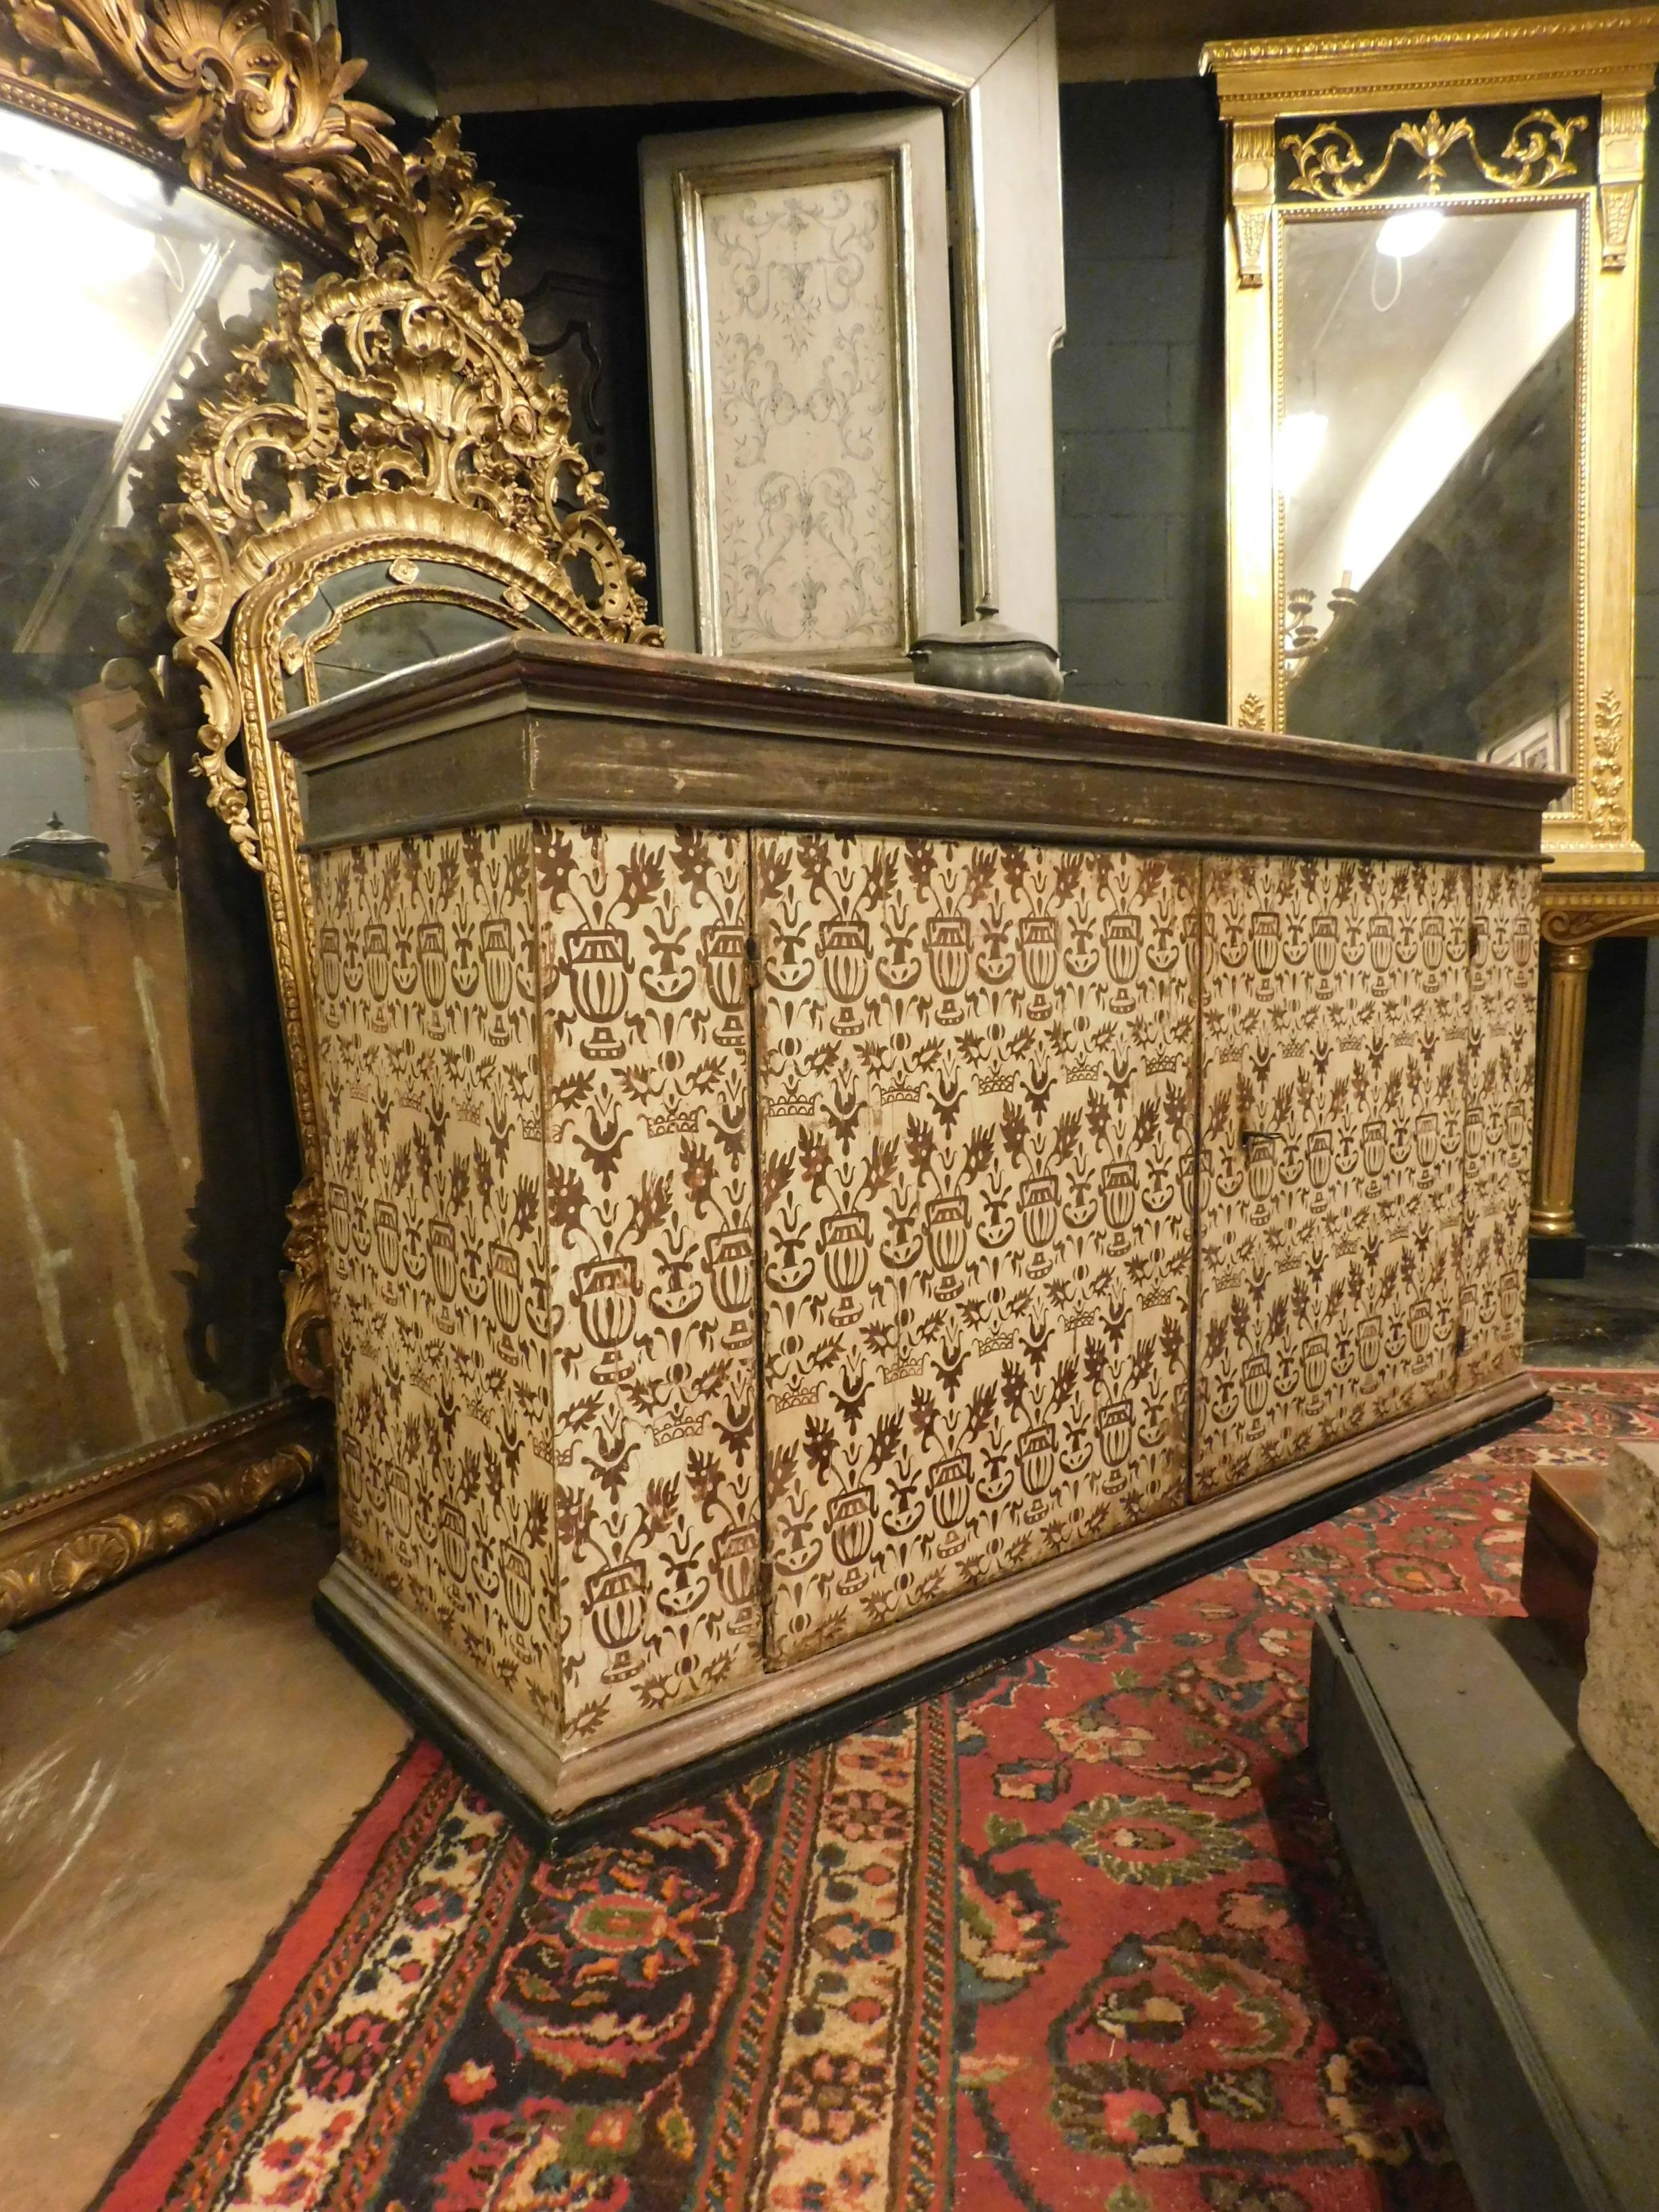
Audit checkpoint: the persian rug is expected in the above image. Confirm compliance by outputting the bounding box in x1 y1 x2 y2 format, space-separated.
97 1370 1659 2212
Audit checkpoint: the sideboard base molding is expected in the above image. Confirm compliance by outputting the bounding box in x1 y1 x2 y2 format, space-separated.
318 1370 1547 1845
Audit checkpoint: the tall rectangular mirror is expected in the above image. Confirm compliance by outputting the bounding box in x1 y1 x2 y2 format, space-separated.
1281 198 1580 768
1206 13 1659 871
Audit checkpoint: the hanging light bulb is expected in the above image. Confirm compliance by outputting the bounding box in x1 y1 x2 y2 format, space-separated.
1376 209 1445 260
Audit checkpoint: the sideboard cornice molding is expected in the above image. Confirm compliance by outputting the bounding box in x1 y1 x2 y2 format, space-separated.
278 636 1565 867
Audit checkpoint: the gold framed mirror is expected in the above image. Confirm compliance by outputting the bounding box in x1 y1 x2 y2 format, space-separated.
165 119 657 1393
0 0 395 1623
1204 10 1659 871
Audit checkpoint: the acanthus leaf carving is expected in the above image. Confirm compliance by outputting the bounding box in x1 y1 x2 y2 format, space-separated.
0 0 396 247
1589 686 1626 842
166 119 658 866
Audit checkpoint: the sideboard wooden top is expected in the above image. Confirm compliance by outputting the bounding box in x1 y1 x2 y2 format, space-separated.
276 634 1567 864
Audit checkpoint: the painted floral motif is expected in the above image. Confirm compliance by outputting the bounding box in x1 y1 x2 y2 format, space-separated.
754 835 1200 1663
1194 857 1479 1498
1459 864 1540 1392
537 825 764 1740
313 823 764 1745
314 828 559 1722
701 171 905 657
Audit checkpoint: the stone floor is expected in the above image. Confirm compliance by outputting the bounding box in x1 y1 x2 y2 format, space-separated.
0 1496 408 2212
5 1259 1658 2211
1523 1246 1659 1367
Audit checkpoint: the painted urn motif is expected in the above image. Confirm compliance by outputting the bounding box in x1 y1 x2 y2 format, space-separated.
829 1485 876 1571
365 921 391 1002
1102 1159 1139 1233
925 914 971 996
1305 1128 1334 1191
715 1525 760 1619
499 1543 535 1634
1361 1118 1387 1180
1018 1423 1057 1498
818 918 869 1036
1020 1174 1059 1267
1242 1353 1271 1418
1103 912 1141 986
820 1209 872 1324
705 1228 754 1320
924 1193 969 1294
575 1255 639 1381
417 919 447 1006
565 925 632 1060
1096 1397 1133 1470
929 1453 973 1552
428 1220 459 1305
1250 910 1281 975
1310 914 1338 977
490 1241 523 1334
1017 914 1060 1015
586 1558 648 1681
701 922 750 1045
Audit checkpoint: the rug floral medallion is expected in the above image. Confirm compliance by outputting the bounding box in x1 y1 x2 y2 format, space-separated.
97 1373 1659 2212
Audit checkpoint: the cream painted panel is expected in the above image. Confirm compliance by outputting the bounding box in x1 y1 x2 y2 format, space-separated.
755 832 1197 1664
1194 856 1471 1498
536 825 765 1744
314 827 560 1728
1459 863 1540 1392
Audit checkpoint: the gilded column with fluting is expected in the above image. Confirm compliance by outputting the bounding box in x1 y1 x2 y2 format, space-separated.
1529 937 1595 1240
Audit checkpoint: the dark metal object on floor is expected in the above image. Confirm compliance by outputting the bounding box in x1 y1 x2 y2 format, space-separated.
1312 1605 1659 2212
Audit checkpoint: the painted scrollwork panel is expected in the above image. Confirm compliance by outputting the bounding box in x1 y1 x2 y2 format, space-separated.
692 164 907 659
1459 863 1540 1391
755 834 1199 1666
536 825 764 1744
312 826 558 1726
1194 857 1471 1499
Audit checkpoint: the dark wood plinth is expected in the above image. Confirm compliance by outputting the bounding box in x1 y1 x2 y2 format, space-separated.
1521 1467 1605 1663
1311 1607 1659 2212
1530 1231 1589 1279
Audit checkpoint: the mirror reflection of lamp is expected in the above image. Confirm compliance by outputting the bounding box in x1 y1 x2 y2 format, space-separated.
0 106 161 424
1277 408 1328 498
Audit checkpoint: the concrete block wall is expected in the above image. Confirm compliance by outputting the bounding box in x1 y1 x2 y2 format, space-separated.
1053 79 1227 722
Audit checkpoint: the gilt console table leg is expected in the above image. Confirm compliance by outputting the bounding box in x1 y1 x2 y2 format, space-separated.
1528 938 1593 1278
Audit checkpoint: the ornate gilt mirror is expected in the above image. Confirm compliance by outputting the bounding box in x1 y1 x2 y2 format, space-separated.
0 0 386 1623
1205 11 1659 870
166 121 657 1392
0 1 651 1627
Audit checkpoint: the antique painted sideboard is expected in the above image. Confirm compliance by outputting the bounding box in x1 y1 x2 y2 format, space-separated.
276 636 1561 1826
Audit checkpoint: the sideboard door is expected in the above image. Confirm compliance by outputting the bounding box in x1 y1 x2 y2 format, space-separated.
1193 857 1472 1498
754 834 1200 1665
1458 864 1540 1391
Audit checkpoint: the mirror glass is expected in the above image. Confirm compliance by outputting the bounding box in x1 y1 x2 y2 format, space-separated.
281 562 573 712
0 107 296 1508
1279 203 1578 771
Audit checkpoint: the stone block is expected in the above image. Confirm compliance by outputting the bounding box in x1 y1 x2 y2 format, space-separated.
1580 1441 1659 1849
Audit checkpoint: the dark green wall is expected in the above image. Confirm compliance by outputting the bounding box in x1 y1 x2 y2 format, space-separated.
1056 78 1656 1245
